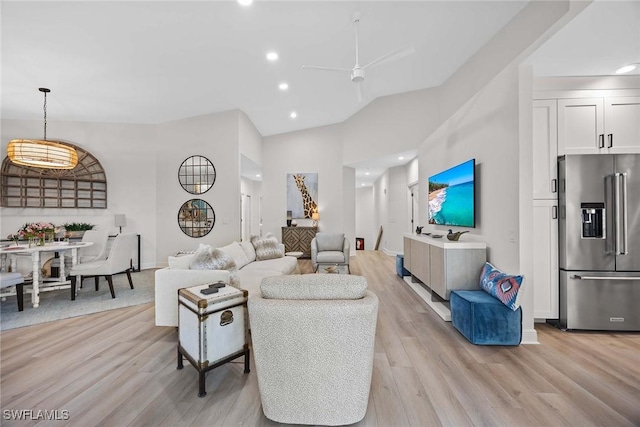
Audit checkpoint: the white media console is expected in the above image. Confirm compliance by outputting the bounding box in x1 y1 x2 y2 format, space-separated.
402 233 486 321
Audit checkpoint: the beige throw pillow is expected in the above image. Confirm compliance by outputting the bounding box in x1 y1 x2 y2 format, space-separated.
251 233 283 261
190 244 240 286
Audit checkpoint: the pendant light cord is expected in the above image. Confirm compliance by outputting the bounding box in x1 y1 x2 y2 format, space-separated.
43 90 47 140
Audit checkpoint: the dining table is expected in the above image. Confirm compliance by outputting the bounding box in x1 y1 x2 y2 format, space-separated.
0 241 94 308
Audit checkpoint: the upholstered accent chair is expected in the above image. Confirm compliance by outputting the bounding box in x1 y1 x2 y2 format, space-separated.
249 274 378 426
69 233 137 299
0 272 25 311
310 232 350 273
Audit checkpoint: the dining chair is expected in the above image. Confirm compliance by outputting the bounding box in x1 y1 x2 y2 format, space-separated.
51 229 109 276
69 233 137 299
0 272 25 311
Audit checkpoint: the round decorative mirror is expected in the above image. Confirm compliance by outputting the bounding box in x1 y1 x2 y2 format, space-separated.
178 199 216 237
178 155 216 194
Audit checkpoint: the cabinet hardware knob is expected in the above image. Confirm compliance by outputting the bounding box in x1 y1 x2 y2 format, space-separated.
598 134 605 148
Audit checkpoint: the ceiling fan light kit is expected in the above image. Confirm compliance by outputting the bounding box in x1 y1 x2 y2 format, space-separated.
302 16 414 102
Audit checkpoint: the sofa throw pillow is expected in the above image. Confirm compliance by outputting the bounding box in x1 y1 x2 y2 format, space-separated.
239 240 256 263
168 253 195 270
479 262 524 311
190 244 240 286
315 232 345 252
218 241 250 269
251 233 283 261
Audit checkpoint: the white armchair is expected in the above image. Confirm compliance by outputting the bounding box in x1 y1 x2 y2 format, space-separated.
249 274 378 425
310 232 350 273
69 233 137 299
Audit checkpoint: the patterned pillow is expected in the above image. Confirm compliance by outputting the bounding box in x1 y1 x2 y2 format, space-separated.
479 262 524 311
251 233 283 261
190 244 240 286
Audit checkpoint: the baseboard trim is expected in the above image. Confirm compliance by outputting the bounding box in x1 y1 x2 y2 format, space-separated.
521 328 539 345
382 248 400 257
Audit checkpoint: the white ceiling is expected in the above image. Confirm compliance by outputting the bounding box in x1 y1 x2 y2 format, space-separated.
2 1 639 187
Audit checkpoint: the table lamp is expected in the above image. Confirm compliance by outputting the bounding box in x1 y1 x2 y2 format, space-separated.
312 210 319 228
114 214 127 234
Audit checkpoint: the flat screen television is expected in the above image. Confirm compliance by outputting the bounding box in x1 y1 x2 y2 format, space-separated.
428 159 475 228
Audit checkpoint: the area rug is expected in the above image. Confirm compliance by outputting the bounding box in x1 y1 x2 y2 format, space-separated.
0 269 157 331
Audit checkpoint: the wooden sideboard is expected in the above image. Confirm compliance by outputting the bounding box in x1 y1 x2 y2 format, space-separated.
282 227 317 258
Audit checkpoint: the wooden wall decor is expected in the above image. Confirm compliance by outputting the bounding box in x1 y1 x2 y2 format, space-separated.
1 142 107 208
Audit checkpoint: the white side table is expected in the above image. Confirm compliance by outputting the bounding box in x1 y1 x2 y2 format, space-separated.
285 251 304 258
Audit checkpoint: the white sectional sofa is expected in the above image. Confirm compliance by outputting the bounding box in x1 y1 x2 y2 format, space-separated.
155 240 299 326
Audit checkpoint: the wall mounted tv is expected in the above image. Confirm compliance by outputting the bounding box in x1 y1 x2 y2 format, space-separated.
428 159 475 228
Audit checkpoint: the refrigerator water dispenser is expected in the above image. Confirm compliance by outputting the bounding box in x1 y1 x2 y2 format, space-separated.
581 203 605 239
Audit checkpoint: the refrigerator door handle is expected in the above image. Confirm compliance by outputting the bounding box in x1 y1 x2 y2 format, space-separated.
614 173 623 255
573 275 640 281
604 174 615 254
620 173 628 255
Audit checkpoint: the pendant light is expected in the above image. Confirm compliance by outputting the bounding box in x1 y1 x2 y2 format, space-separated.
7 88 78 170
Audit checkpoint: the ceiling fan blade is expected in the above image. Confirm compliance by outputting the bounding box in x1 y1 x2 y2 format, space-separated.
355 81 363 103
302 65 352 72
362 47 415 70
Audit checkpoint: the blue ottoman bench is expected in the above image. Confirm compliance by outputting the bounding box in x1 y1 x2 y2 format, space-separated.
450 290 522 345
396 254 410 277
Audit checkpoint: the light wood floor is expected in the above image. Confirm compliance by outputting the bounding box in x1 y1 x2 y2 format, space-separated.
1 251 639 426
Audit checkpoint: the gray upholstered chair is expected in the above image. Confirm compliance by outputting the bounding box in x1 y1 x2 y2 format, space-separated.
0 272 25 311
310 232 350 273
51 229 109 275
249 274 378 426
69 233 136 299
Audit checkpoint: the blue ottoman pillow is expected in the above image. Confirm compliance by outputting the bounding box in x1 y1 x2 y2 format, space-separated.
450 290 522 345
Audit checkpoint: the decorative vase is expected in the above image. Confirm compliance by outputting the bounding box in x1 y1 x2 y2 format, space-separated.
416 226 423 234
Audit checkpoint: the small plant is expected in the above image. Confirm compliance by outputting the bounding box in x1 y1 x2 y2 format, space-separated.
63 222 95 231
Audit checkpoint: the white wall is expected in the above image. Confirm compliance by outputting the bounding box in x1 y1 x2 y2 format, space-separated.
1 118 158 270
355 187 375 250
261 124 346 241
155 111 242 264
385 165 409 254
342 87 441 165
342 166 356 254
372 172 388 251
238 110 262 166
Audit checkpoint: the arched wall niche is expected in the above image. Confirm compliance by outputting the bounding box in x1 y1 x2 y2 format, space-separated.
1 142 107 208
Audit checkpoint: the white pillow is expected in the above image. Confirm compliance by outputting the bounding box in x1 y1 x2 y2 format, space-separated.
240 240 256 263
168 253 195 269
218 241 250 269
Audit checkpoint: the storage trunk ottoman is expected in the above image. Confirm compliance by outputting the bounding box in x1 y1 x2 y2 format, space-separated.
177 283 250 397
450 290 522 345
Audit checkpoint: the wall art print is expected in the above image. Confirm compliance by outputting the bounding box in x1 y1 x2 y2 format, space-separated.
287 173 318 219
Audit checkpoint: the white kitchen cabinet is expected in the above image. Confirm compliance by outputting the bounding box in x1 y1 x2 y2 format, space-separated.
557 98 604 155
558 97 640 155
532 100 558 199
604 97 640 154
532 199 559 319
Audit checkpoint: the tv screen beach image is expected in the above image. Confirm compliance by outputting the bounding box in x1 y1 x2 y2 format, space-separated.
428 159 475 227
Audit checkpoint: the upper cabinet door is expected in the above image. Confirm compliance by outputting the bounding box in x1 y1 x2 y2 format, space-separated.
533 100 558 199
604 97 640 154
558 98 604 155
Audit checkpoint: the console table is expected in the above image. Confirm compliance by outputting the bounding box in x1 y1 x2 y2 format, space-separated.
402 233 486 321
282 227 317 258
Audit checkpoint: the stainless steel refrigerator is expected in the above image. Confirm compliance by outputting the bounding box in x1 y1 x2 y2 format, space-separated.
558 154 640 331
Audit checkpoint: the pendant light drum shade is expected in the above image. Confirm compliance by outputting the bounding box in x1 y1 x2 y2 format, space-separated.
7 139 78 169
6 87 78 170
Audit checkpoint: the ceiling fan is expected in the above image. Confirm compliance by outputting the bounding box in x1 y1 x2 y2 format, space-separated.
302 15 415 102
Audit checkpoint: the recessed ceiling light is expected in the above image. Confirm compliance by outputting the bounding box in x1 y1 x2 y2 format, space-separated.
266 52 278 62
365 172 370 176
256 174 261 178
361 183 366 186
398 156 404 160
290 111 297 119
237 0 253 6
615 64 638 74
279 82 289 91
